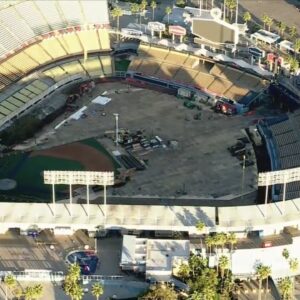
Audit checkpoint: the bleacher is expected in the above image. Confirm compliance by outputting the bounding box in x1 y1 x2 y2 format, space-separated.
0 0 109 59
0 28 111 90
0 55 112 127
266 114 300 200
128 44 268 102
0 0 112 128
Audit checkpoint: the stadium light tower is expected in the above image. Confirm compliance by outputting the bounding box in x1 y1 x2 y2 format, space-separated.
113 113 119 146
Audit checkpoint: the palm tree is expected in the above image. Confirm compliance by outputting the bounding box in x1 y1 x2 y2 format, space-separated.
282 248 290 260
256 264 272 300
278 22 287 36
139 0 148 25
226 0 237 21
24 286 35 300
205 235 213 255
130 3 140 21
262 14 269 30
165 6 172 24
4 274 16 300
243 12 251 25
289 26 298 40
216 232 227 252
91 283 104 300
226 232 237 252
287 56 299 73
71 284 84 300
294 38 300 54
150 0 157 20
178 263 190 281
196 221 206 250
218 255 229 279
278 277 293 300
68 263 81 282
266 17 273 31
289 258 299 297
33 284 43 299
111 6 123 33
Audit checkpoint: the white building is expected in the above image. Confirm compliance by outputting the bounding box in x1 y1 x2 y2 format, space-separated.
120 235 190 281
251 30 280 45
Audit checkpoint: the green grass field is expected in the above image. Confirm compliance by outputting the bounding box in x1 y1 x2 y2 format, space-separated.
0 138 119 201
115 59 130 72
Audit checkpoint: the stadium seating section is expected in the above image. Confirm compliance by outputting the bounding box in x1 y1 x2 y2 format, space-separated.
0 29 111 89
267 112 300 200
0 0 112 127
0 0 109 58
0 55 112 124
129 44 268 102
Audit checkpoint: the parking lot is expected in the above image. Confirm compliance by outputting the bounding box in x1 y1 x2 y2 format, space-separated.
31 82 258 201
0 230 124 276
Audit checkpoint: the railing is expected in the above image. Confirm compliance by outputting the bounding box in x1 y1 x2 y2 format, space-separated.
0 270 123 282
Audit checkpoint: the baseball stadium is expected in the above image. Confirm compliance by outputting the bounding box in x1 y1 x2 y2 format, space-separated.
0 0 300 282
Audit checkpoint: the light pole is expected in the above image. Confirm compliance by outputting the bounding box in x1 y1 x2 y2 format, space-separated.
241 155 246 201
113 113 119 147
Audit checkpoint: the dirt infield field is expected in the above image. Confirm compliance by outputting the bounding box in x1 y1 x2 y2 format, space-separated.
31 142 114 172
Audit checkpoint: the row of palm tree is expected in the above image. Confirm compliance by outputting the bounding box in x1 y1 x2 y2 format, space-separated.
3 274 43 300
260 13 299 42
204 232 237 254
63 263 104 300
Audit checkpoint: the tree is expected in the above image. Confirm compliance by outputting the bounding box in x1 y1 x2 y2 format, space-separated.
196 221 205 232
178 263 191 281
4 274 16 300
130 3 140 19
150 0 157 20
256 264 271 300
287 56 299 73
225 0 237 21
215 232 227 252
290 26 298 40
278 277 293 300
64 263 82 300
196 221 206 249
282 248 290 260
262 14 269 30
139 0 148 24
243 12 251 24
205 235 214 255
165 6 172 24
70 284 84 300
266 16 273 31
111 6 123 33
33 284 43 299
24 286 35 300
68 263 81 282
289 258 299 297
226 232 237 252
218 255 229 279
139 284 178 300
91 283 104 300
294 38 300 54
278 22 287 36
